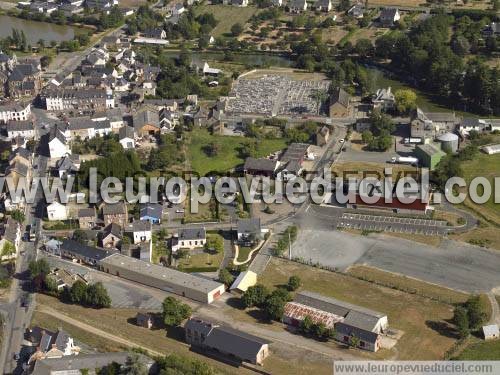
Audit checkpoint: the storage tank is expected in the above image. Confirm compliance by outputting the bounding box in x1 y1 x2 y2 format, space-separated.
437 132 459 153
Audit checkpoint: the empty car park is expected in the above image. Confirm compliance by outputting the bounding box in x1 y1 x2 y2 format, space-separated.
337 213 448 235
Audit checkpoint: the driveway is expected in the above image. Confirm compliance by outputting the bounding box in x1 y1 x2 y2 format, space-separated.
290 227 500 293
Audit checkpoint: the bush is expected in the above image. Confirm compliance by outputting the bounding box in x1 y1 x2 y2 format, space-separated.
162 296 192 326
287 276 301 291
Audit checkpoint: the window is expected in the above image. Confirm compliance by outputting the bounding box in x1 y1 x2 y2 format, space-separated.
360 341 365 347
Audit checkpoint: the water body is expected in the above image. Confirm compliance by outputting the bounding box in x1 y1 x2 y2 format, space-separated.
0 15 76 44
163 50 293 68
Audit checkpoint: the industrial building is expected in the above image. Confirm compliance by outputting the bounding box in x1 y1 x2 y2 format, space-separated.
415 143 446 170
98 253 225 303
437 132 459 153
288 291 389 352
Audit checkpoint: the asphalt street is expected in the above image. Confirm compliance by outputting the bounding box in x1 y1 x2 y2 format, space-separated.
291 227 500 293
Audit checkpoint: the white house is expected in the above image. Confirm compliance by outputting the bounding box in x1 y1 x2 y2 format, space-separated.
380 8 400 27
315 0 332 12
172 227 206 251
0 101 31 123
289 0 307 12
119 126 135 149
46 201 68 221
6 120 35 140
48 126 70 159
125 221 152 244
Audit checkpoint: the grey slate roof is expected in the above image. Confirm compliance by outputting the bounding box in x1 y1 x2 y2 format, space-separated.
102 202 127 216
140 203 162 220
243 157 278 173
203 325 269 362
330 87 350 108
119 125 135 140
78 207 96 218
60 239 114 262
104 223 122 238
294 290 386 326
237 218 261 235
32 352 148 375
126 220 152 232
6 120 33 132
178 227 206 241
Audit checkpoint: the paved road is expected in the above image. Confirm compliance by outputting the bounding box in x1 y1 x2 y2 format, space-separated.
290 225 500 293
0 152 48 374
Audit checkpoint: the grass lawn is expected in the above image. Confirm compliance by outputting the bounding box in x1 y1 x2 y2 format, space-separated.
193 4 259 37
236 246 252 263
347 265 469 305
178 234 224 270
449 226 500 251
34 295 246 375
187 128 287 175
260 258 463 360
32 311 126 353
455 337 500 360
460 151 500 225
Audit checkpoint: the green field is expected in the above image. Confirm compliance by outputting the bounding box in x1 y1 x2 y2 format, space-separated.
260 258 464 360
461 151 500 224
456 338 500 360
193 4 259 37
187 129 287 175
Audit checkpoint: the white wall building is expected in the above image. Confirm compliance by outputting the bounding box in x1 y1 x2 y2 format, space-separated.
47 201 68 221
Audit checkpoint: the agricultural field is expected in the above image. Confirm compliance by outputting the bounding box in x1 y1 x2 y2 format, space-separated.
193 4 260 37
460 151 500 224
260 258 467 360
187 128 287 175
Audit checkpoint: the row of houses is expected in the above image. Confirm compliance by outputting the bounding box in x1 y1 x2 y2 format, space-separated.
21 0 124 17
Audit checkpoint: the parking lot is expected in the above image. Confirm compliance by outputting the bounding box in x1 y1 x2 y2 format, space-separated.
43 255 164 310
337 212 448 235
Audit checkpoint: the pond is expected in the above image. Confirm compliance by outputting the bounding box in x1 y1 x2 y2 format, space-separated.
0 15 77 44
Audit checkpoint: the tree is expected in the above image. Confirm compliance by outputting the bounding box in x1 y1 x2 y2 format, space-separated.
369 109 395 135
218 269 234 287
263 293 286 321
465 295 487 330
339 0 351 11
85 282 111 308
394 89 417 114
287 276 301 291
300 315 314 335
451 36 470 56
355 38 373 58
453 305 470 338
28 259 50 279
361 130 373 144
73 229 86 244
162 296 192 326
241 284 269 308
231 23 244 36
205 235 223 253
70 280 88 304
349 334 360 348
123 353 148 375
11 209 25 224
40 55 52 68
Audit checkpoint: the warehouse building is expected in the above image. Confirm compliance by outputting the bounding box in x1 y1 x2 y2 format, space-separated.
98 253 225 303
415 143 446 170
289 291 389 352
